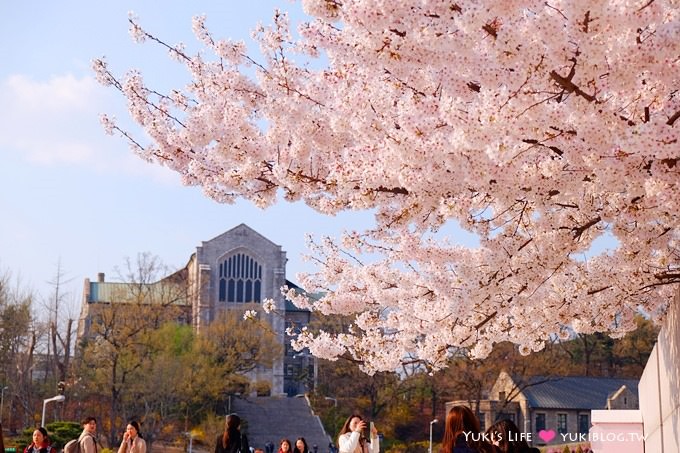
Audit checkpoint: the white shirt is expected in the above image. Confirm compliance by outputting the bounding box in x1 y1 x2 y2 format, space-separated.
338 432 379 453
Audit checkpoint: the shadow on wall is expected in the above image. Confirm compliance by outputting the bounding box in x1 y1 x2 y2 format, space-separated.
639 285 680 451
658 286 680 448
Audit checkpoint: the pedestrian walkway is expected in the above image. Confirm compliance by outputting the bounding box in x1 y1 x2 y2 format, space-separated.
231 396 331 452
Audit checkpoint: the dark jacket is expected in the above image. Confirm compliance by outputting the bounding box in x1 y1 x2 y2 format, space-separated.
215 433 249 453
452 434 500 453
452 434 477 453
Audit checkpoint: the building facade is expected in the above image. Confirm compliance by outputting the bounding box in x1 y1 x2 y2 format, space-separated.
78 224 315 396
447 370 639 448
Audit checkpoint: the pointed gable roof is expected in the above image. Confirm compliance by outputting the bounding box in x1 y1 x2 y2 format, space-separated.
202 223 281 249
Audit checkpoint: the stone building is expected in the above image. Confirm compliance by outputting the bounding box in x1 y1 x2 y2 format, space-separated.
78 223 315 396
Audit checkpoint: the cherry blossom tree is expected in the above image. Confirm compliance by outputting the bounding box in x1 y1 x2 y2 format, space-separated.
94 0 680 373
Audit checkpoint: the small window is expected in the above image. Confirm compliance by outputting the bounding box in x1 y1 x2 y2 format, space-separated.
557 413 568 434
535 413 546 432
578 414 589 434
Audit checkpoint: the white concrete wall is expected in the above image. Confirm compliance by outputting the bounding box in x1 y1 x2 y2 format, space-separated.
638 286 680 452
590 409 644 453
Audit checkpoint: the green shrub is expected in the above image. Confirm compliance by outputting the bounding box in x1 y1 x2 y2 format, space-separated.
13 428 33 451
16 421 83 449
46 421 82 448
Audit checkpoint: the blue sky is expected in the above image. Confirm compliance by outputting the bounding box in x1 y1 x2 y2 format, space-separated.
0 1 619 318
0 1 383 315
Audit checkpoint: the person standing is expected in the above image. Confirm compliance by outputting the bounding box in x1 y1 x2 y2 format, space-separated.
337 414 379 453
215 414 249 453
440 406 497 453
23 427 56 453
278 439 293 453
293 438 309 453
485 419 538 453
78 417 98 453
117 421 146 453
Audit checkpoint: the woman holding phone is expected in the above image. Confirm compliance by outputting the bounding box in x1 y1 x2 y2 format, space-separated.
337 414 379 453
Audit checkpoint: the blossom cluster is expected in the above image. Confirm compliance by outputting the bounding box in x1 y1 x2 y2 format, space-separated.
95 0 679 374
243 309 259 321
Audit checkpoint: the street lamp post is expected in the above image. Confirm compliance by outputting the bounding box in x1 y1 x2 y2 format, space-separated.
41 395 66 427
429 419 438 453
0 386 8 424
185 432 195 453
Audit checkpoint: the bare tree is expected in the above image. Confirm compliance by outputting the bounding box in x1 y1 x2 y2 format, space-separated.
45 260 77 390
0 269 35 429
77 253 188 446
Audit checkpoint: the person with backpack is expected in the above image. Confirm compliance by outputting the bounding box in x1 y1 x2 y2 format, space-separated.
23 427 56 453
63 417 97 453
117 420 146 453
74 416 98 453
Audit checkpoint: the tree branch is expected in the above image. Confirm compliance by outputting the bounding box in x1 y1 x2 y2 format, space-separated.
549 58 597 103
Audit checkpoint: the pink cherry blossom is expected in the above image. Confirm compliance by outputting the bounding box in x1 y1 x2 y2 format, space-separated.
95 0 680 374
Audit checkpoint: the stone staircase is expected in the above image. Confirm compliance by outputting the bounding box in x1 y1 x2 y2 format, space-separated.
231 396 332 453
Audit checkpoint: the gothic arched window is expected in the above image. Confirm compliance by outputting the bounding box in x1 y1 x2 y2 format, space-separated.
218 253 262 303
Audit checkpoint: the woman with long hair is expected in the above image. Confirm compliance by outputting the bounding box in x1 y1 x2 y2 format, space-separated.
337 414 379 453
23 427 56 453
485 419 538 453
117 420 147 453
440 406 497 453
279 439 293 453
293 438 309 453
215 414 250 453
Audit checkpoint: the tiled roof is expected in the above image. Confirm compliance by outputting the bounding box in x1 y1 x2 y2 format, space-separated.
521 376 639 410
